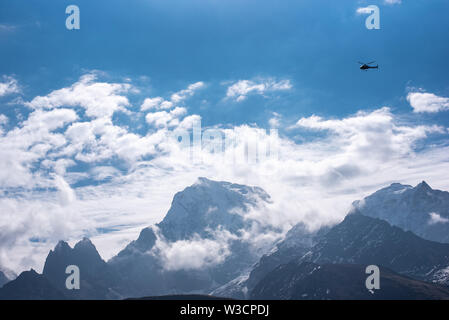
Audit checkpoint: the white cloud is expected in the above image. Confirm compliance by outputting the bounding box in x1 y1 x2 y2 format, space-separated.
141 97 168 111
292 107 444 161
154 229 235 271
145 107 187 128
384 0 401 5
407 92 449 113
226 79 292 102
53 175 76 206
0 76 20 96
0 114 7 136
26 73 132 118
171 81 204 103
356 7 374 15
0 108 78 189
90 166 121 181
0 114 7 125
2 75 449 274
268 112 281 128
359 0 401 10
428 212 449 225
141 82 204 111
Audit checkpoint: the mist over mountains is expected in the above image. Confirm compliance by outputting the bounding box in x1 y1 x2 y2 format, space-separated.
0 272 9 288
1 178 449 300
352 181 449 243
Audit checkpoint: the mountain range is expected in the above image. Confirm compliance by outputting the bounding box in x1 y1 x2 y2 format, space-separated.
352 181 449 243
251 262 449 300
1 179 449 300
249 213 449 299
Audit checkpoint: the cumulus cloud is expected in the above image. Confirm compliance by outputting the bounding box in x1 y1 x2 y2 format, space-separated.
292 107 443 158
268 112 281 128
141 97 172 111
428 212 449 225
26 73 132 118
1 74 449 274
140 81 204 111
226 78 292 102
145 107 187 128
0 114 7 125
154 229 235 271
0 108 78 189
384 0 401 4
407 92 449 113
0 76 20 96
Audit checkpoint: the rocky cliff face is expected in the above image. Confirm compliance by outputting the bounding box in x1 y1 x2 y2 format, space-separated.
352 181 449 243
251 262 449 300
108 177 275 298
43 238 121 299
4 179 449 300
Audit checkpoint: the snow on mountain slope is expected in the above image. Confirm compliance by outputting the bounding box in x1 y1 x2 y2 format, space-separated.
108 177 276 297
5 179 449 299
299 214 449 283
211 222 329 299
352 181 449 243
251 262 449 300
157 177 271 241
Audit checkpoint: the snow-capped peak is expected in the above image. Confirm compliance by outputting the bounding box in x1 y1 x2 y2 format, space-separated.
353 181 449 243
157 177 271 241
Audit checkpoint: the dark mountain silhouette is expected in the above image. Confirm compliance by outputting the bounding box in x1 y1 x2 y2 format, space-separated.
42 238 121 299
246 223 329 291
212 222 329 299
298 213 449 283
251 262 449 300
216 210 449 299
108 227 170 297
0 269 65 300
3 180 449 300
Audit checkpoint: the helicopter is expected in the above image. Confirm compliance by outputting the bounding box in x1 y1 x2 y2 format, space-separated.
358 61 379 70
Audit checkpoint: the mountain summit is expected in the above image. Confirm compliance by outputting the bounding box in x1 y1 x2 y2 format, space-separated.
4 179 449 300
43 238 120 299
352 181 449 243
157 177 271 241
109 177 274 298
298 214 449 282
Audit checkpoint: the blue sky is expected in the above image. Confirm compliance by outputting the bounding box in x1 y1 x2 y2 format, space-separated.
1 0 449 272
2 0 449 127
